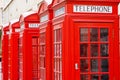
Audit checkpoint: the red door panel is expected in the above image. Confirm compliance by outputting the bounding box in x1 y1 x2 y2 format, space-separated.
74 23 113 80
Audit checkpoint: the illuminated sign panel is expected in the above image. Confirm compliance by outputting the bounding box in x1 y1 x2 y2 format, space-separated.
29 23 39 28
73 5 112 13
40 15 48 22
55 7 65 17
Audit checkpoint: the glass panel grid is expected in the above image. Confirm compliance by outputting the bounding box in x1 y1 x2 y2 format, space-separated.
18 37 23 80
54 29 62 80
40 33 46 80
32 37 39 79
80 27 109 80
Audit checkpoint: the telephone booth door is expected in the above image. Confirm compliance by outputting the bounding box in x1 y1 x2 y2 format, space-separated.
32 36 39 80
74 22 113 80
18 31 39 80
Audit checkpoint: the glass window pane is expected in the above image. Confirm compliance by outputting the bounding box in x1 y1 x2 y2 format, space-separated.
54 59 56 71
100 44 108 57
60 29 62 41
54 45 56 56
100 28 108 41
90 59 98 72
40 33 45 43
56 29 60 42
101 74 109 80
56 44 60 56
60 59 62 72
54 30 56 42
91 74 99 80
33 54 38 70
101 59 109 72
90 28 98 41
80 74 89 80
55 73 59 80
60 44 62 57
90 44 98 57
80 44 88 57
80 28 88 42
32 46 38 54
56 59 60 71
32 71 38 78
40 69 45 80
80 59 89 72
60 73 62 80
32 37 38 45
40 45 45 55
40 57 45 67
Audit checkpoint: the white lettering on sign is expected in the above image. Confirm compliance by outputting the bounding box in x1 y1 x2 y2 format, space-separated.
15 29 20 32
55 7 65 17
29 23 39 28
40 15 48 22
73 5 112 13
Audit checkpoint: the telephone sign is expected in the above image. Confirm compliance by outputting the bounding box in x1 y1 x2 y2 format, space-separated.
73 5 112 13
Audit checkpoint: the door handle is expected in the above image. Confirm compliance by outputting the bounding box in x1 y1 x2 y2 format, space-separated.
75 63 79 70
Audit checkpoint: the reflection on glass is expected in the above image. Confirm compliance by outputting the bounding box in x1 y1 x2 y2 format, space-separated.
81 74 89 80
60 73 62 80
80 44 88 57
60 44 62 57
91 74 99 80
90 28 98 41
90 44 98 57
101 74 109 80
60 59 62 72
80 59 88 72
56 44 60 56
91 59 98 72
40 57 45 67
101 59 109 72
56 59 60 71
80 28 88 42
100 44 108 57
100 28 108 41
40 69 45 80
54 60 56 71
54 45 56 56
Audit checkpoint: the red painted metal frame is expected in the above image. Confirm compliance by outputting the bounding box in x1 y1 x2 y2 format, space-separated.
19 11 40 80
52 0 120 80
119 16 120 80
38 1 53 80
9 20 20 80
2 25 9 80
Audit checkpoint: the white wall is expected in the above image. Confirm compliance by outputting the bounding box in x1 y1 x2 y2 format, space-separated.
0 0 3 25
2 0 42 24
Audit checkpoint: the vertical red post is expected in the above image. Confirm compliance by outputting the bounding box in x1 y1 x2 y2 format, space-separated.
9 19 20 80
2 24 9 80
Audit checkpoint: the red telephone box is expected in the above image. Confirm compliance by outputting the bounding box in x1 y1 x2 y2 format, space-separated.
2 24 9 80
52 0 120 80
19 11 40 80
9 19 20 80
38 1 53 80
